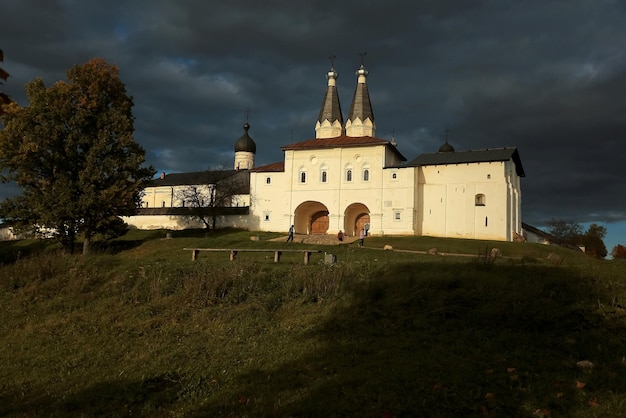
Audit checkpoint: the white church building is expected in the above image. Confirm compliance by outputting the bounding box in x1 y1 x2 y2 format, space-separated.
125 62 525 242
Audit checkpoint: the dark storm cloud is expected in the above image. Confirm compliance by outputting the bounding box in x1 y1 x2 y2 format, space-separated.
1 0 625 246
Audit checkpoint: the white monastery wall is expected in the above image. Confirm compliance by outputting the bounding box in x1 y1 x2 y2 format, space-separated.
418 161 522 241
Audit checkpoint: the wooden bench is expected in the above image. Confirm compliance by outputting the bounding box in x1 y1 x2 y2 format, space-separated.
183 248 321 265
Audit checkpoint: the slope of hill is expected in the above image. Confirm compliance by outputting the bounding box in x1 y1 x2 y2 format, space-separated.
1 230 625 417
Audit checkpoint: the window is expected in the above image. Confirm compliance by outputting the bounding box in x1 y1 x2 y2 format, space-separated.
394 211 401 221
266 177 271 184
363 169 369 182
487 174 491 179
321 170 327 183
346 169 352 182
299 171 307 183
161 201 166 208
264 214 270 222
391 172 397 180
475 194 486 206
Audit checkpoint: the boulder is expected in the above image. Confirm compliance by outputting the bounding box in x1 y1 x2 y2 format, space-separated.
383 244 393 251
428 248 438 255
547 252 564 265
490 248 502 258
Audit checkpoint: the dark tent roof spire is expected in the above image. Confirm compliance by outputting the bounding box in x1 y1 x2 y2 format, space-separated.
315 55 344 139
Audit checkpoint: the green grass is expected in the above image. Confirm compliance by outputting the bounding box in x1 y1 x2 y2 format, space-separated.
1 229 626 417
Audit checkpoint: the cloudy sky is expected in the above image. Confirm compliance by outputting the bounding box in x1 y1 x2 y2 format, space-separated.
1 0 625 252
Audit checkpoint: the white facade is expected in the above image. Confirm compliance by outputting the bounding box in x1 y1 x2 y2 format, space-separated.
126 62 525 242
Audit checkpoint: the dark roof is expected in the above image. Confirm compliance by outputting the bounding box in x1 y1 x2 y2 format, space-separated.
234 122 256 153
150 170 236 186
317 84 343 126
149 170 250 193
407 147 525 177
281 135 407 161
521 222 554 240
251 161 285 172
347 66 374 123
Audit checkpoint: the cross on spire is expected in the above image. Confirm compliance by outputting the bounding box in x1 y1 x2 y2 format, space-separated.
359 51 367 66
329 54 336 70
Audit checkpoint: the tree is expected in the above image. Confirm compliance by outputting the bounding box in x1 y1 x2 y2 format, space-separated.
546 219 582 245
176 169 249 230
546 219 607 258
0 48 12 116
579 223 608 259
0 58 155 254
611 244 626 259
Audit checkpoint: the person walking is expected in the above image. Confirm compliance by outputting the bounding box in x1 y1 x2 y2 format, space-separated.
359 228 365 247
337 230 344 242
286 225 295 242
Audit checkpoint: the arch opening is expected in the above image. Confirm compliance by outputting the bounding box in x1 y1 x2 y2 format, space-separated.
344 203 370 237
294 201 330 235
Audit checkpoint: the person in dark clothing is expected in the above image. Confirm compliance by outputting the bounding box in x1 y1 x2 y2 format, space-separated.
286 225 295 242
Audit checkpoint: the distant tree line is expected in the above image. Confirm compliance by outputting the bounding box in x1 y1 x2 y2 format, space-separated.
546 219 610 259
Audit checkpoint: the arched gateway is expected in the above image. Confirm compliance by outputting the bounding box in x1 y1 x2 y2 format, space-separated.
344 203 370 237
294 201 329 235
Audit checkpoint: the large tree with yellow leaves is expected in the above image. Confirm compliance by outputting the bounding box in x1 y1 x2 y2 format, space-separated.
0 58 154 254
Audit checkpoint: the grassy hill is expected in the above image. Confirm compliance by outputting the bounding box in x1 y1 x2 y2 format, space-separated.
1 229 626 417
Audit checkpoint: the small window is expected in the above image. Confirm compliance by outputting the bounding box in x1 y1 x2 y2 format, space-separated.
266 177 271 184
264 214 270 222
363 169 369 182
394 211 401 221
392 172 397 180
300 171 306 183
475 194 486 206
487 174 491 179
485 216 488 227
346 169 352 182
321 170 327 183
161 201 166 208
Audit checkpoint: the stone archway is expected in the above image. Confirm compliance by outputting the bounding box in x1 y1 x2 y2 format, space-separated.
344 203 370 237
294 201 330 235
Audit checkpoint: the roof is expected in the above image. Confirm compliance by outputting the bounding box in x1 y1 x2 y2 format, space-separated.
234 122 256 153
281 135 407 161
149 169 250 193
250 161 285 172
347 65 374 123
150 170 237 186
317 84 343 125
521 222 553 240
407 147 525 177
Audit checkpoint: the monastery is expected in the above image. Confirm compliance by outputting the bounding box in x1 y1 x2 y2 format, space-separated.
125 62 525 241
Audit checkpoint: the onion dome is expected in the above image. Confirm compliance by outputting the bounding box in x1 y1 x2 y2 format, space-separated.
234 122 256 153
438 141 455 153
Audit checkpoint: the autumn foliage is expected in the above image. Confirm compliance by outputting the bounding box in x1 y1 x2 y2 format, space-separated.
0 58 154 254
611 244 626 259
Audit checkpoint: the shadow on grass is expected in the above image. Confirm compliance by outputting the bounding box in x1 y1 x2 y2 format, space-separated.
0 374 181 417
0 239 58 264
3 261 625 416
193 262 626 417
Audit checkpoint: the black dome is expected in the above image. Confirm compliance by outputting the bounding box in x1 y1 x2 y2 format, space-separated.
438 141 455 153
234 122 256 153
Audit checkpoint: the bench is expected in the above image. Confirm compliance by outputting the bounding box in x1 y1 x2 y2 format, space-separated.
183 248 322 265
